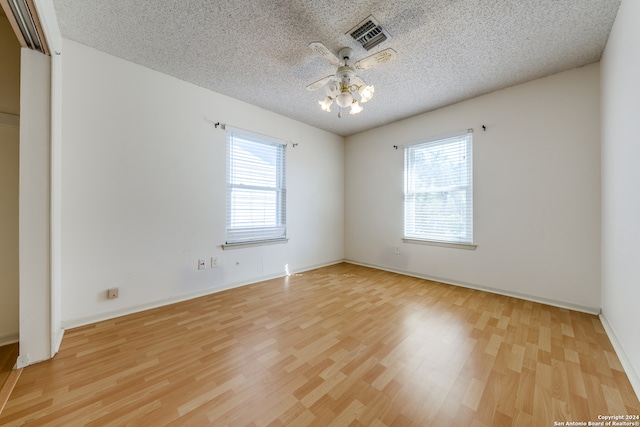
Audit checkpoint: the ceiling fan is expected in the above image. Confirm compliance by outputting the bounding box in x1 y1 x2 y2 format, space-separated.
306 42 396 116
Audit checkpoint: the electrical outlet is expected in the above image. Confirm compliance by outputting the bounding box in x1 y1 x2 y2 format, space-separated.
107 287 119 299
394 245 400 254
198 259 206 270
211 256 220 268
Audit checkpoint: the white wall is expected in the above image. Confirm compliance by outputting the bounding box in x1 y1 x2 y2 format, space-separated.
19 48 51 366
345 64 601 312
60 39 344 327
34 0 65 356
600 0 640 397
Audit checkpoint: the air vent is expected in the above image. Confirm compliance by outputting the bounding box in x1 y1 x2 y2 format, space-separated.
347 15 392 51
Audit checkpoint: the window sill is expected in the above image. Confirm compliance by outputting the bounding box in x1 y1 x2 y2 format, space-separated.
222 238 289 250
402 238 477 250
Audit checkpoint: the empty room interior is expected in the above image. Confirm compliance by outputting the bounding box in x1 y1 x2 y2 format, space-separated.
1 0 639 425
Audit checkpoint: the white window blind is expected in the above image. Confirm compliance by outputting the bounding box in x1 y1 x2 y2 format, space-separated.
226 127 286 244
404 131 473 245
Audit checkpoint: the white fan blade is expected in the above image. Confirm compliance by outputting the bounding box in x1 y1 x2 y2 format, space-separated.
355 48 397 70
306 75 335 91
309 42 340 67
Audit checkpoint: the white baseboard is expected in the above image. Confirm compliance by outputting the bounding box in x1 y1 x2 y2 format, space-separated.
62 257 600 331
62 259 344 330
0 332 19 347
344 259 601 315
55 259 639 404
344 262 640 400
599 313 640 401
15 353 55 369
52 327 65 356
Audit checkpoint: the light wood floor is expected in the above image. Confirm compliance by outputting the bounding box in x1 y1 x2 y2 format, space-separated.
0 343 20 415
0 343 18 388
1 263 638 426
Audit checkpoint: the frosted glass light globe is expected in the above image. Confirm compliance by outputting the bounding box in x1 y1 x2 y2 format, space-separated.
336 91 354 108
359 85 374 103
350 101 363 114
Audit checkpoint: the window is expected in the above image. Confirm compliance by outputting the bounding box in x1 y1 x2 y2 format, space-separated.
404 130 473 246
226 127 286 245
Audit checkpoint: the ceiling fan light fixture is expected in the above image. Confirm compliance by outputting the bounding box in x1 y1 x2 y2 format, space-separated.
307 43 396 117
358 85 375 103
319 97 333 112
325 82 340 97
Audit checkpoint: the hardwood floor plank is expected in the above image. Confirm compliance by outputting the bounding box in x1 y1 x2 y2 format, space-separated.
462 378 486 411
0 343 20 416
1 263 638 426
0 344 18 385
0 368 21 416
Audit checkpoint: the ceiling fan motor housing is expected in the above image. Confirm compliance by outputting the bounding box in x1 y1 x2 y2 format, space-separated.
338 47 353 62
336 65 356 83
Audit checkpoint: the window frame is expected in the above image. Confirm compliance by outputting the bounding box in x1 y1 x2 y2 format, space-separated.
403 130 475 249
224 127 287 248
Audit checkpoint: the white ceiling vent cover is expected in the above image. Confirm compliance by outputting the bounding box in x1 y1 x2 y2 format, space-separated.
347 15 392 51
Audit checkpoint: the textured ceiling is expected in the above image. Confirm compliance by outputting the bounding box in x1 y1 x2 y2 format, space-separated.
52 0 620 136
